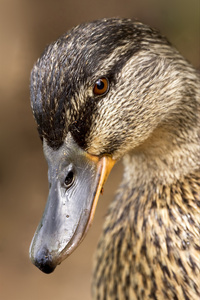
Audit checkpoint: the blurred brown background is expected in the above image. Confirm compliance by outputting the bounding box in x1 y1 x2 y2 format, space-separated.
0 0 199 299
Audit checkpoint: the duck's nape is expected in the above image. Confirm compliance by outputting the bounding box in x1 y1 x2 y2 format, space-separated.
29 18 200 299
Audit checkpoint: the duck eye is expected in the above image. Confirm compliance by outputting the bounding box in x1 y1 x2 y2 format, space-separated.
93 77 109 96
64 170 74 189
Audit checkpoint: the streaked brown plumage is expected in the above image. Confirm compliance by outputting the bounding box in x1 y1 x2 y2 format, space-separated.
93 172 200 299
29 18 200 299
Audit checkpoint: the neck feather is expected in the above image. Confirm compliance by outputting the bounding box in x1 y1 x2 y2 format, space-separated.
93 168 200 299
122 119 200 188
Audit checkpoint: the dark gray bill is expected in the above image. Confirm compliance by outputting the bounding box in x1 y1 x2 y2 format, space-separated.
29 134 115 274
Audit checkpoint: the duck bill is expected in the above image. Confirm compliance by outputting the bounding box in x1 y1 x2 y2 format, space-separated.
29 134 115 274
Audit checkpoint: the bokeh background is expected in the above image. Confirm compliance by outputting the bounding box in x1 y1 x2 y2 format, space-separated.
0 0 199 299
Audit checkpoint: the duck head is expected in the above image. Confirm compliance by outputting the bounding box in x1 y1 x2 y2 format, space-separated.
29 18 197 273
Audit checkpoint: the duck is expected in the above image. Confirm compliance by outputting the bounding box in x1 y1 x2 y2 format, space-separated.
29 18 200 299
